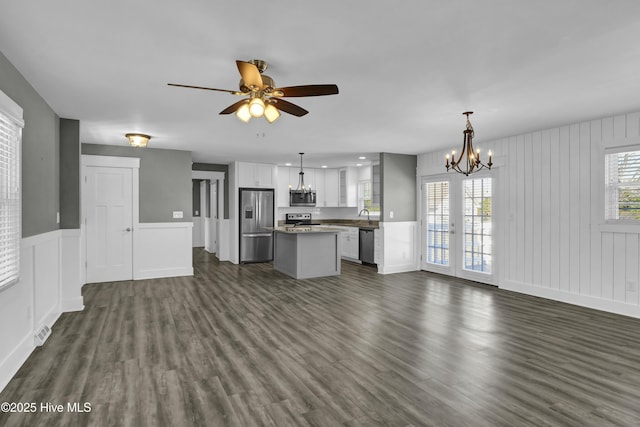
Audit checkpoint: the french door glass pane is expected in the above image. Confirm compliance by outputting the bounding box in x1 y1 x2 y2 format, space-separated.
462 177 492 273
425 181 449 265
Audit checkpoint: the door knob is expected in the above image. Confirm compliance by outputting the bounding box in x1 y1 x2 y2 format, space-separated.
125 227 132 232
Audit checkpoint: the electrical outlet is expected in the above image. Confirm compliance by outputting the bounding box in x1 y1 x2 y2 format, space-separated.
172 211 184 219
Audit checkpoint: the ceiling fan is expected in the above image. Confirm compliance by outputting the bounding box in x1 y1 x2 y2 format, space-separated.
168 59 339 123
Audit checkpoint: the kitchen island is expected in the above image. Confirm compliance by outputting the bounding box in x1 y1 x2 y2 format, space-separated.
272 226 342 279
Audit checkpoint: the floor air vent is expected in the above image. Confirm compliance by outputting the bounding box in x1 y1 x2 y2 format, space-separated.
34 325 51 346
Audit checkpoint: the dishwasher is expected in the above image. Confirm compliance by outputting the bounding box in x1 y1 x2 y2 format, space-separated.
359 228 375 264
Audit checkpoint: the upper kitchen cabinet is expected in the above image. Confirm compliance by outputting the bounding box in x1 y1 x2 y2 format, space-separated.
313 168 340 207
276 166 291 207
322 169 339 207
338 167 357 207
238 162 276 188
372 163 381 205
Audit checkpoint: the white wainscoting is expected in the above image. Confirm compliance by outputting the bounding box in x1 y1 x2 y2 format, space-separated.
377 221 419 274
0 229 84 393
418 110 640 319
60 229 84 312
192 216 204 247
134 222 194 280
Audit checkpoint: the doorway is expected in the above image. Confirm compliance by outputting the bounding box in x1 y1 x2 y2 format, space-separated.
82 155 140 283
192 171 227 259
421 173 495 285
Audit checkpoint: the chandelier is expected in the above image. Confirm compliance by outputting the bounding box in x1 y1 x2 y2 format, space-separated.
445 112 492 175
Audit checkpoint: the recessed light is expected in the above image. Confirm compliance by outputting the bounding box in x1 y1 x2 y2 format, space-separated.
358 156 366 160
285 163 292 166
321 165 328 168
356 163 363 167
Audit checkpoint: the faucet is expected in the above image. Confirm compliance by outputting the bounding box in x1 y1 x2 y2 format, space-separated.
358 208 371 225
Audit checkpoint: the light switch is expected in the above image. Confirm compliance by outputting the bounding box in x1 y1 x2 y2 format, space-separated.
173 211 184 219
389 211 394 219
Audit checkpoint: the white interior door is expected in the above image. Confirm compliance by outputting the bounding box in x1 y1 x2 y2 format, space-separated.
422 174 495 285
201 181 209 250
86 166 133 283
210 179 218 254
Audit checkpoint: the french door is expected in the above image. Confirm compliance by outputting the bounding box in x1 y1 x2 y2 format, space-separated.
421 174 495 285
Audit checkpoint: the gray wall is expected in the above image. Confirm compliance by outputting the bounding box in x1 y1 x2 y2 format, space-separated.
82 144 193 222
59 119 80 228
192 162 229 219
380 152 417 222
0 50 60 238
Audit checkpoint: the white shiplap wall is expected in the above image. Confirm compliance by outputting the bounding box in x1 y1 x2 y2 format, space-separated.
418 111 640 318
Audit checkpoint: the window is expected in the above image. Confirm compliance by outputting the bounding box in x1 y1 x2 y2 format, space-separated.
0 91 23 290
463 177 492 273
605 149 640 221
358 180 380 216
425 181 449 265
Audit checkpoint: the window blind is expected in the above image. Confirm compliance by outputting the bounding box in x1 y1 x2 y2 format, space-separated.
0 110 21 289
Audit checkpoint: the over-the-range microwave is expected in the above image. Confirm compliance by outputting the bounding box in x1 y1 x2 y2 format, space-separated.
289 189 316 207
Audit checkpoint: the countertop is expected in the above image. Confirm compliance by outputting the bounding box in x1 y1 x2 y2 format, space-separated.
277 219 379 229
270 226 344 234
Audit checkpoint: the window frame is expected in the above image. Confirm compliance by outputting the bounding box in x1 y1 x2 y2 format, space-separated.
604 145 640 226
357 179 380 217
0 89 24 292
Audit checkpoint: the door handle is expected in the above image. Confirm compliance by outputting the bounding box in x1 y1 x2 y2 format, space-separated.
125 227 132 232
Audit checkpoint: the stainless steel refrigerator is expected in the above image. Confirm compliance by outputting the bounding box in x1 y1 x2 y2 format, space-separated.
239 188 274 263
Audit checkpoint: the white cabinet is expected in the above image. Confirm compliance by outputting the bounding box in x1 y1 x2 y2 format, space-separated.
238 162 275 188
277 166 291 207
312 168 339 208
323 169 339 207
338 167 357 207
315 168 326 206
333 226 359 260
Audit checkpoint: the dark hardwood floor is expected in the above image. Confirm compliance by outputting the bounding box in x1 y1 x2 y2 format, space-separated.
2 249 640 426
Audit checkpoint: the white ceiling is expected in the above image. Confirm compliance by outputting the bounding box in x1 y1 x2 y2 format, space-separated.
2 1 640 168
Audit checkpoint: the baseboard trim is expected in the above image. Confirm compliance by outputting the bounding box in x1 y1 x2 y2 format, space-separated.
61 297 85 312
378 264 419 275
502 279 640 319
0 334 33 393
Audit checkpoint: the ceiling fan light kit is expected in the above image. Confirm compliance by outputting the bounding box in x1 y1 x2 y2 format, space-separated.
445 112 493 175
126 133 151 148
235 102 251 123
168 59 339 124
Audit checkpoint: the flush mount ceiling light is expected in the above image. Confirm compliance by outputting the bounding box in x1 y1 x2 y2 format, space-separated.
126 133 151 148
445 112 493 175
168 59 338 124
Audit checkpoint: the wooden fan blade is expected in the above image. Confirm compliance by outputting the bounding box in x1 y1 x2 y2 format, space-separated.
271 99 309 117
219 99 249 115
272 84 339 97
167 83 241 94
236 60 263 89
